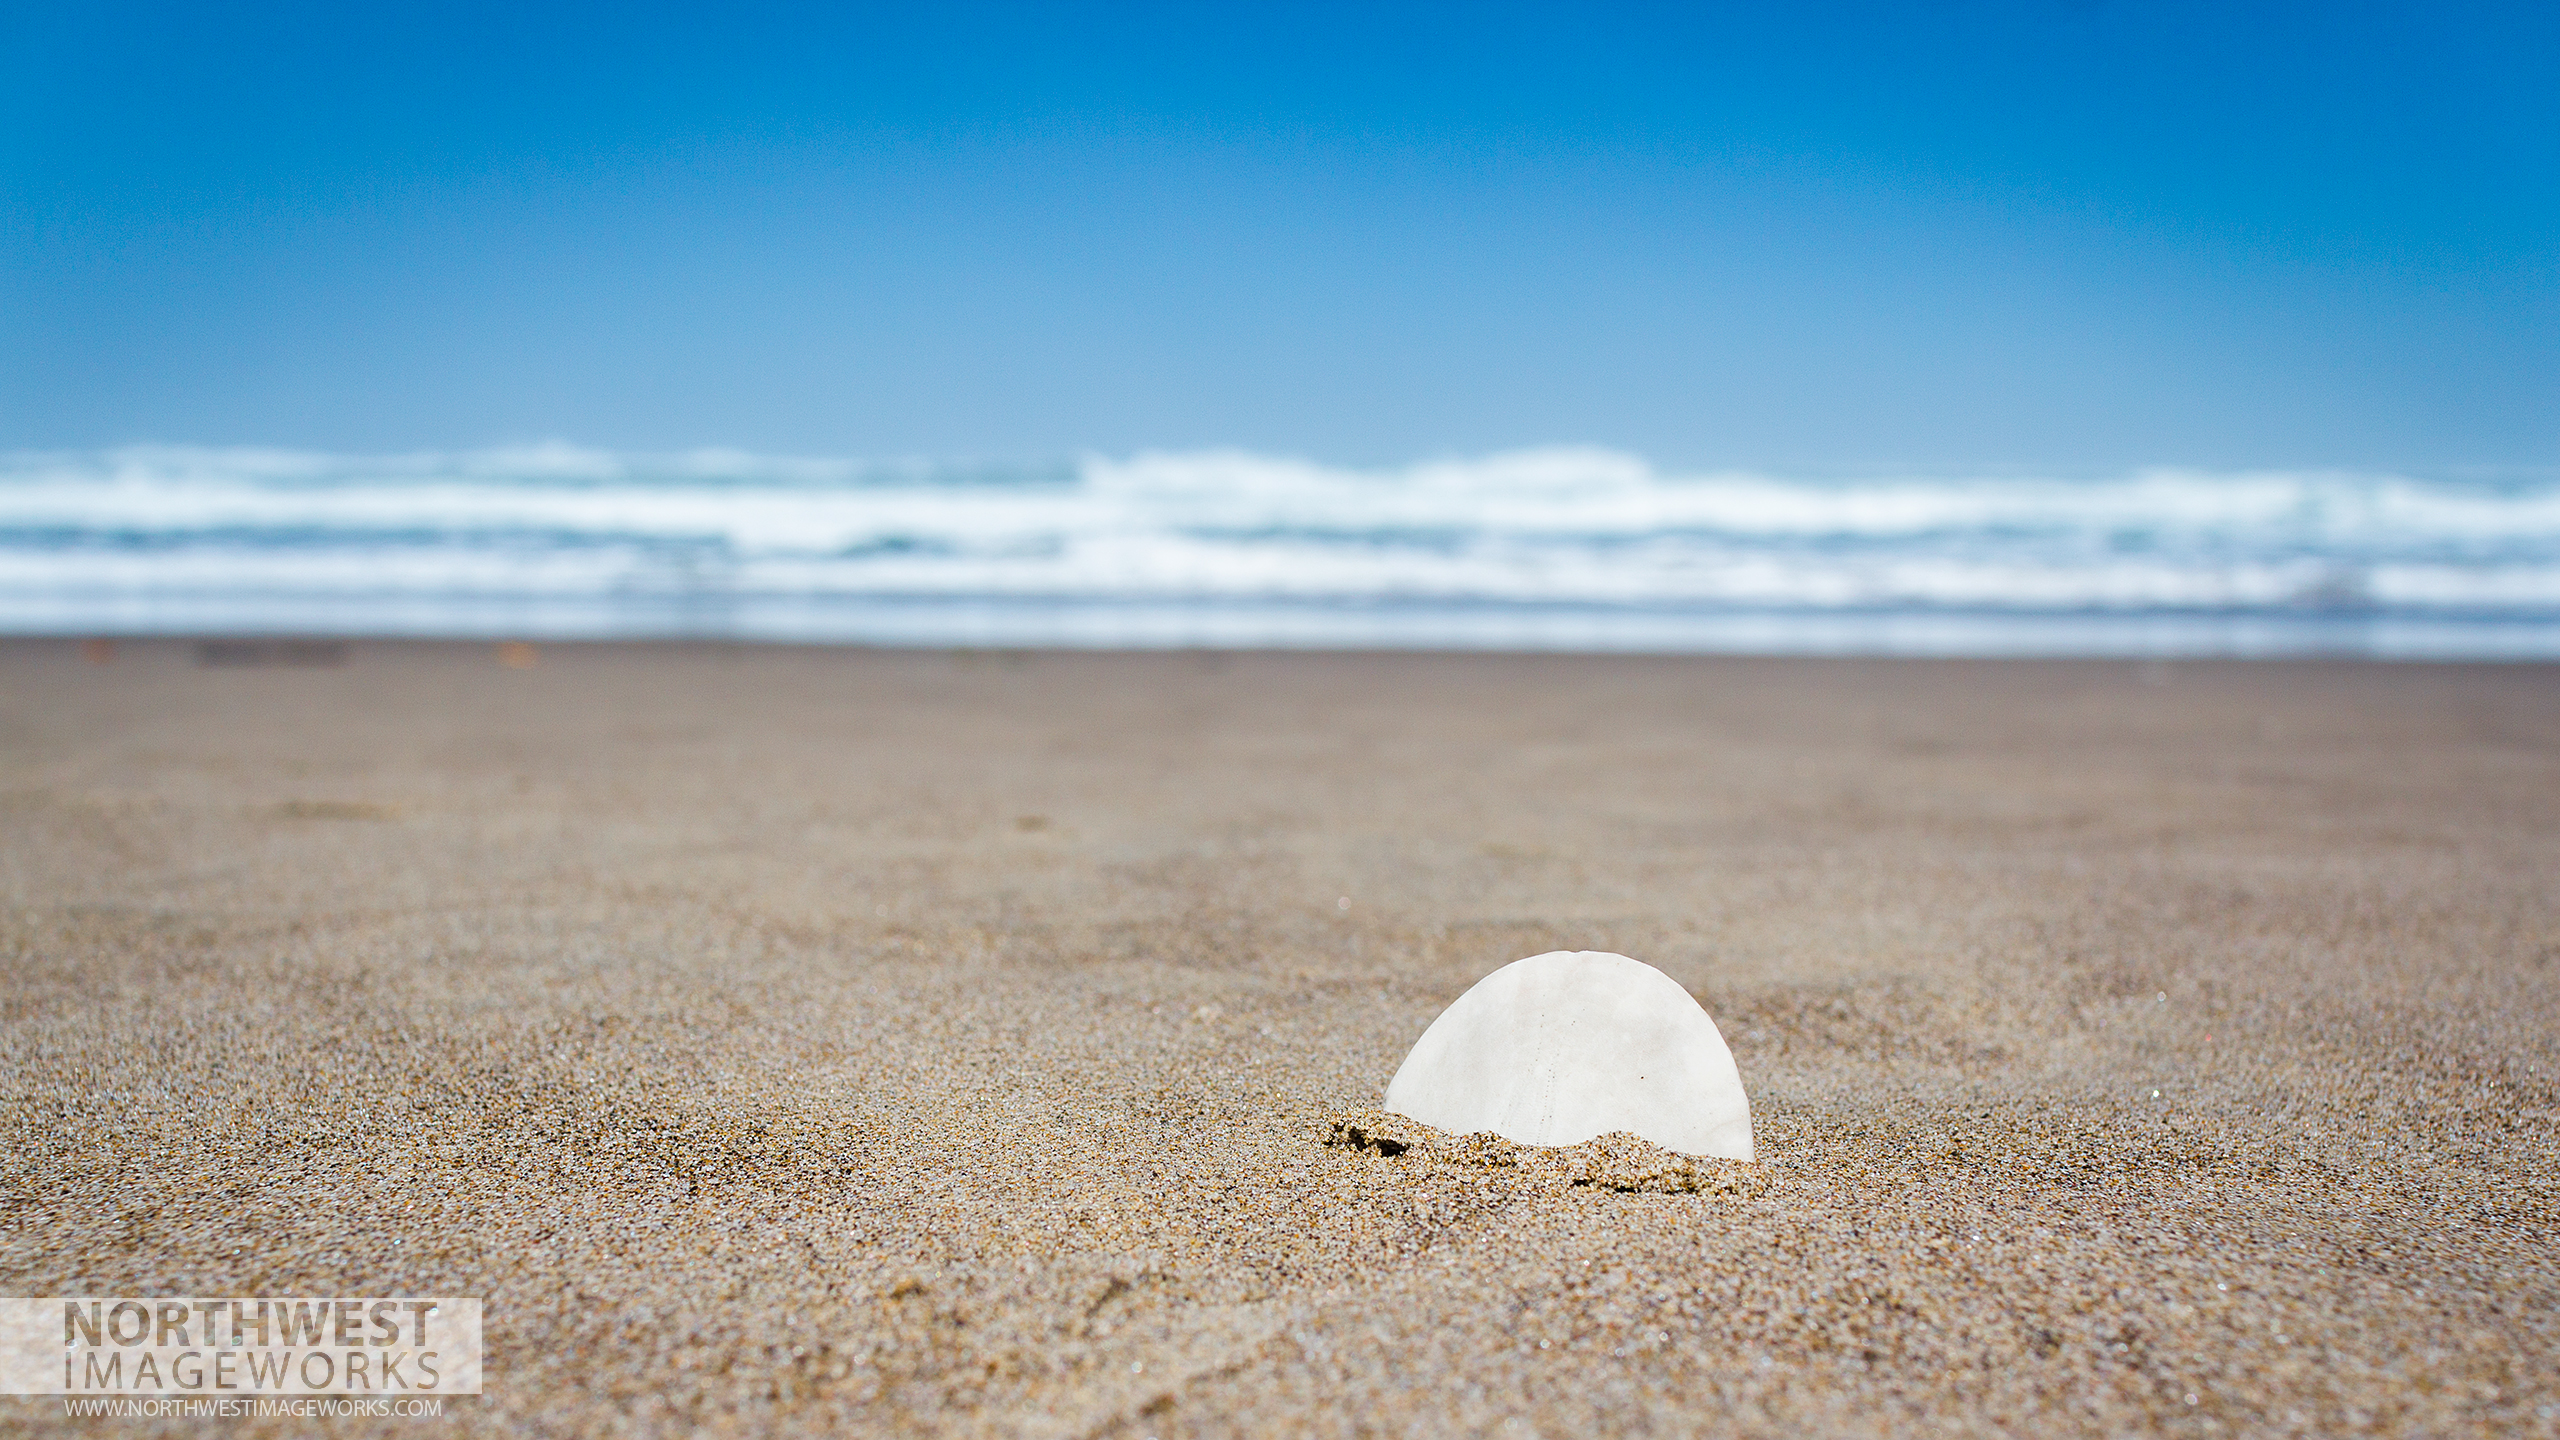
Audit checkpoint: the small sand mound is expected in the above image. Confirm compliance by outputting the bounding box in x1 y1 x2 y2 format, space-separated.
1322 1109 1768 1196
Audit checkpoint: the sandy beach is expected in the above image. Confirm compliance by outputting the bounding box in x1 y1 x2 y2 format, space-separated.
3 640 2555 1437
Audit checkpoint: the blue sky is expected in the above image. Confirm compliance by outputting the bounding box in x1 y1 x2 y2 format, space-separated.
3 1 2552 469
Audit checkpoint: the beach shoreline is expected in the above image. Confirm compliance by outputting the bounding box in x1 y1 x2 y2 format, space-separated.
4 640 2555 1436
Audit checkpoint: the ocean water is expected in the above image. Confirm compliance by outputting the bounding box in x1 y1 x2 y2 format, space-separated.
5 444 2558 657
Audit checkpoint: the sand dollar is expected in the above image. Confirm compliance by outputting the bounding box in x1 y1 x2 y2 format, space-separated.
1383 950 1753 1159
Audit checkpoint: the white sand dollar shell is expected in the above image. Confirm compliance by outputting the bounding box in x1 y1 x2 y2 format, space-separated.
1383 951 1753 1159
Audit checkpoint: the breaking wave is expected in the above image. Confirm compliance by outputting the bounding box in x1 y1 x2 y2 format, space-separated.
4 444 2556 655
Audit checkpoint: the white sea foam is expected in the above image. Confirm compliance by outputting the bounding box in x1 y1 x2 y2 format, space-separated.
3 445 2556 655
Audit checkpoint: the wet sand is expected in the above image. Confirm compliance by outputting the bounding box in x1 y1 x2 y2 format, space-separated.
3 640 2556 1437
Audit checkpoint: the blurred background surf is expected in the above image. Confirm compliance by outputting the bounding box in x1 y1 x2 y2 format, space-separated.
8 445 2555 655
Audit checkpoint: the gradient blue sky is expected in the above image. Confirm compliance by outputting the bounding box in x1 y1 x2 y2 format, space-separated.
4 2 2552 469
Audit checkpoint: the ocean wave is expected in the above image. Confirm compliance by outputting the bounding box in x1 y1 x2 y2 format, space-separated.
4 445 2557 653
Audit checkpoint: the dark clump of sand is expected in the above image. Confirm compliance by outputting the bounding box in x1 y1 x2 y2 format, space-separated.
2 640 2557 1437
1323 1111 1767 1196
